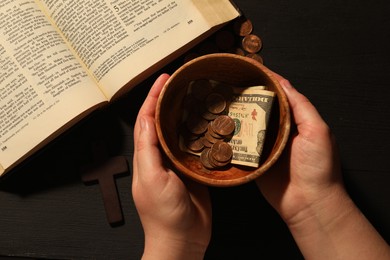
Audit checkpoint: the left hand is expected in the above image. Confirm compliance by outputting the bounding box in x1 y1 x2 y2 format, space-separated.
132 74 212 260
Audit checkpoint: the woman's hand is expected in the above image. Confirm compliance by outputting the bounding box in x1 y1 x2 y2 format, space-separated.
256 75 344 225
132 74 212 260
256 74 390 259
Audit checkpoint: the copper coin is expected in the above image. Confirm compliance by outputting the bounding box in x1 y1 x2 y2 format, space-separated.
210 141 233 163
200 148 214 169
201 136 214 148
242 34 262 54
206 93 226 115
208 122 224 139
205 130 223 144
233 17 253 36
246 53 263 64
211 115 235 136
215 30 235 51
200 108 219 121
208 150 230 168
208 153 230 168
229 47 245 56
179 124 199 141
206 148 220 168
185 138 204 152
186 113 209 135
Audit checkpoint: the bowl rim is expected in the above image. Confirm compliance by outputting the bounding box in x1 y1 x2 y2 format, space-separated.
155 53 291 187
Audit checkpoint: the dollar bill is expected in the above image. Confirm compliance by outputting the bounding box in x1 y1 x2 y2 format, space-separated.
227 86 275 167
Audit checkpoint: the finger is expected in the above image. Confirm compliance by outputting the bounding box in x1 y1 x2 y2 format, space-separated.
269 70 285 82
266 68 322 125
134 73 170 146
134 115 168 186
133 74 169 185
279 79 326 130
266 68 323 125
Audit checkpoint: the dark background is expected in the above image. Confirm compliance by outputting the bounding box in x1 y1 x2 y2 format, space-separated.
1 0 389 259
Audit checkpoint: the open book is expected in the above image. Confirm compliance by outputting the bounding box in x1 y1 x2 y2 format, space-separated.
0 0 240 176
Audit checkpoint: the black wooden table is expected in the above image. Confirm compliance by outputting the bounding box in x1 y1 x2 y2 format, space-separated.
1 0 389 259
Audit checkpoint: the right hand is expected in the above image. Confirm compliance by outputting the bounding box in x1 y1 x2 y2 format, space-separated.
256 75 345 225
256 73 390 259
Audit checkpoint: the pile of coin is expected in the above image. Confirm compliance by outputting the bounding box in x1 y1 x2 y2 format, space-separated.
232 16 263 63
201 141 233 169
180 80 236 169
183 15 264 64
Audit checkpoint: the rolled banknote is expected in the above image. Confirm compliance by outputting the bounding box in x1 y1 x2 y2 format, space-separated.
227 86 275 167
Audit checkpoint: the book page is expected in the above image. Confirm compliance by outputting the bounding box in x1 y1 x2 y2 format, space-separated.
0 0 107 175
38 0 239 99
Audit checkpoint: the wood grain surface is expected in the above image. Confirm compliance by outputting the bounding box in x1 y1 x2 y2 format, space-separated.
1 0 389 259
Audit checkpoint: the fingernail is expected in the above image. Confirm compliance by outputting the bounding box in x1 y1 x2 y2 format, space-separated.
281 79 294 90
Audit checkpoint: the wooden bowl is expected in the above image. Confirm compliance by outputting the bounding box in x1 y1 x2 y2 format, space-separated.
155 53 290 187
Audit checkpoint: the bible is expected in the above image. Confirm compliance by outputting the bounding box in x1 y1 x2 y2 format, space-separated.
0 0 240 176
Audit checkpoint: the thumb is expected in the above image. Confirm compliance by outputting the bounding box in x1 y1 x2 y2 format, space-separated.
133 115 169 188
279 79 326 130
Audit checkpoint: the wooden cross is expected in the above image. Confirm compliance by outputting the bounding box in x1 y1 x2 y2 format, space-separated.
80 141 129 226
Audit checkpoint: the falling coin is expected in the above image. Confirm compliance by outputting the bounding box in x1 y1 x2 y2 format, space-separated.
242 34 262 53
233 17 253 36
